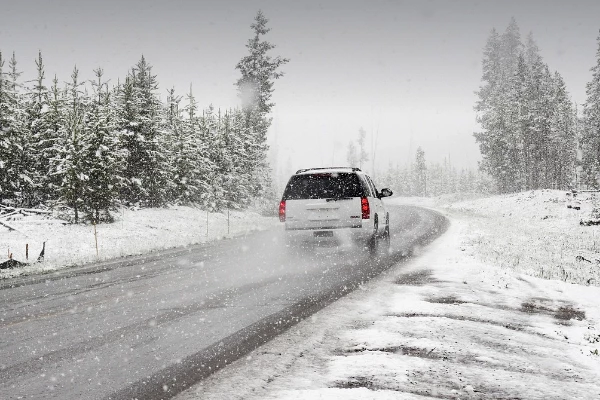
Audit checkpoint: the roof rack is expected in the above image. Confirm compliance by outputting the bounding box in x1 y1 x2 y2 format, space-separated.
295 167 361 174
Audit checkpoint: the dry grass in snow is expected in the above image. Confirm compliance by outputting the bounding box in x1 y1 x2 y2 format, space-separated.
443 190 600 286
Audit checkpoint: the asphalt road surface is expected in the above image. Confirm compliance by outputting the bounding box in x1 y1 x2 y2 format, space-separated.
0 205 447 400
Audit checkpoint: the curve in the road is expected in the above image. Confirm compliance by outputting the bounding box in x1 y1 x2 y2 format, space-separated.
0 205 448 400
105 206 448 400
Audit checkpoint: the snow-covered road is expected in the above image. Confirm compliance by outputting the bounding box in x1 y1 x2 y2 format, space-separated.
0 205 445 399
176 196 600 400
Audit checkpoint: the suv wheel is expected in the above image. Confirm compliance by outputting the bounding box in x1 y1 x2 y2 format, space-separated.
367 217 379 254
382 225 390 252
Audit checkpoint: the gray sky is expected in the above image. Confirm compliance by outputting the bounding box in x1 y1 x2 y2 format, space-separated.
1 0 599 180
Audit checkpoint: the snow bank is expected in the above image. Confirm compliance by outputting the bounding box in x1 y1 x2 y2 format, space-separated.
0 206 279 280
443 189 600 285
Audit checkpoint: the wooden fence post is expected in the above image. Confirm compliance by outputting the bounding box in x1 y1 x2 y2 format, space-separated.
93 221 99 258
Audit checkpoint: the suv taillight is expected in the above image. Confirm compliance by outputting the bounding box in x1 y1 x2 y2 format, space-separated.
361 197 370 219
279 200 286 222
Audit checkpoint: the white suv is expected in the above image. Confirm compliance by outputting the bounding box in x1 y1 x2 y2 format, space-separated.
279 167 393 252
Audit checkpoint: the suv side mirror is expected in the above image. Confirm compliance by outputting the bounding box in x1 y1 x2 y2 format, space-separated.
379 188 393 198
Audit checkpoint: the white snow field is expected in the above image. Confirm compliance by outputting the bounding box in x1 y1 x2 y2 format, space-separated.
176 190 600 399
0 206 279 280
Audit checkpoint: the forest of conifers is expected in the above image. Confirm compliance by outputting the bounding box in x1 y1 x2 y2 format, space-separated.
0 11 288 223
474 19 600 193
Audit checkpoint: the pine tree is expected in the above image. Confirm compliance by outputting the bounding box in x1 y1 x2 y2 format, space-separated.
0 52 31 206
581 31 600 188
45 75 66 203
235 10 289 199
201 106 226 211
56 66 88 223
186 94 214 206
529 59 554 189
167 87 213 206
500 18 522 80
474 28 512 192
549 72 577 189
357 127 369 169
235 10 289 115
218 108 252 209
427 162 443 196
116 74 139 203
0 51 13 204
25 51 51 206
222 108 253 208
218 109 236 208
507 53 529 192
117 56 169 207
414 147 427 196
81 68 123 222
346 141 358 167
165 87 186 203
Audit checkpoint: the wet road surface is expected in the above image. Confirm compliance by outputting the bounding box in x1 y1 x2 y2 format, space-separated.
0 205 447 399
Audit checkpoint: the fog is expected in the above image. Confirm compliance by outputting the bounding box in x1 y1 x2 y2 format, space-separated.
1 0 599 184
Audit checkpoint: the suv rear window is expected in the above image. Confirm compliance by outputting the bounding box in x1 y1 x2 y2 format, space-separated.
282 173 365 200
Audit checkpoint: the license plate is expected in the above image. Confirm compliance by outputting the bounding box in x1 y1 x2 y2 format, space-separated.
309 210 337 221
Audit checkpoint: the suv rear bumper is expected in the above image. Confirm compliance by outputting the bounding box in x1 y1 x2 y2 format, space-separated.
284 224 362 230
284 222 374 243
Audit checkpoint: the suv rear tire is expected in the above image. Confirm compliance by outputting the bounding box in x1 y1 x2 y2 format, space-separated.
367 217 379 254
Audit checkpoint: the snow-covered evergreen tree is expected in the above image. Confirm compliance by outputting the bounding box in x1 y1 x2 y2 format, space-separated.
549 72 577 189
200 106 226 211
55 67 88 222
25 51 63 205
235 10 289 116
357 127 369 169
45 75 67 204
581 31 600 188
506 52 528 192
474 28 513 192
475 20 577 192
346 141 358 167
529 58 554 189
221 109 251 209
235 10 289 199
0 52 32 206
413 147 427 196
81 68 124 222
25 51 52 206
0 51 14 204
117 56 169 207
167 86 212 205
165 87 186 203
500 18 522 80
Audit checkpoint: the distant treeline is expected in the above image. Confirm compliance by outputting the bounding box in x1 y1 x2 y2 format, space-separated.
475 18 600 193
0 11 288 223
379 147 495 197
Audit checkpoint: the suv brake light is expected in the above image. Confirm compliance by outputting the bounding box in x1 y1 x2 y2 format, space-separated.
279 200 286 222
361 197 370 219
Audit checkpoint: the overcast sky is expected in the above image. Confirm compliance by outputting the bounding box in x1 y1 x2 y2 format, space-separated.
1 0 599 182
